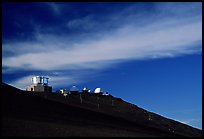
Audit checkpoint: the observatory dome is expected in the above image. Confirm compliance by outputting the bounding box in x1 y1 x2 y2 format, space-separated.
70 85 79 92
94 88 102 93
83 87 88 90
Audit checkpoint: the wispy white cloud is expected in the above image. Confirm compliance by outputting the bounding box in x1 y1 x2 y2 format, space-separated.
2 2 202 89
7 75 35 90
6 68 104 90
2 19 202 70
67 15 97 31
46 2 62 15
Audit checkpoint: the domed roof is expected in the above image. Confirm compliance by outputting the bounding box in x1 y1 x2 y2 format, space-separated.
70 85 79 92
94 88 102 93
83 87 88 90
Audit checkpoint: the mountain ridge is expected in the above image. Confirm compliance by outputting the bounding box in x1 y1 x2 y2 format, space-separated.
1 82 202 137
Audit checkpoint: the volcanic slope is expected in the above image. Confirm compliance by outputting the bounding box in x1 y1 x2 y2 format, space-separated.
1 82 202 137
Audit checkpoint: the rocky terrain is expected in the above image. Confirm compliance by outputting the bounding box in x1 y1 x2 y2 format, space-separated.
1 82 202 137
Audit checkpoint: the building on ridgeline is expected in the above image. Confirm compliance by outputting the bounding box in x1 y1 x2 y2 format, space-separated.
70 85 79 93
26 76 52 93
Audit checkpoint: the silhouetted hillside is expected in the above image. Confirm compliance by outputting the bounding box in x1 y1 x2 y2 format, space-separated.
1 82 202 137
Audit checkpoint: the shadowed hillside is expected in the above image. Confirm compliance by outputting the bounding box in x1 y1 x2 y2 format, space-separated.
1 82 202 137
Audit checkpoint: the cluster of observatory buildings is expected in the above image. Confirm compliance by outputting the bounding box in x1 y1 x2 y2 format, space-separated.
26 76 109 96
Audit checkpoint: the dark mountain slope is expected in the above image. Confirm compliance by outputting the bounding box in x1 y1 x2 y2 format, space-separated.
1 82 202 137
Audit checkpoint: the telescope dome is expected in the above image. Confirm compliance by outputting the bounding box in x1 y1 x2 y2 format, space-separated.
70 85 79 92
94 88 102 93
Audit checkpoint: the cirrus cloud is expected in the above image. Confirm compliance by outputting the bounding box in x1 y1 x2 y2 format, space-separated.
2 2 202 89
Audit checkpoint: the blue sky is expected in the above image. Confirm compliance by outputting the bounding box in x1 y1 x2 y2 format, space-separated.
2 2 202 129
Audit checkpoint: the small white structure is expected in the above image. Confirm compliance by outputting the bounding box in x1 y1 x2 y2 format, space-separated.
60 89 64 94
102 92 109 96
94 88 102 93
60 89 69 94
82 87 89 93
70 85 79 93
83 87 87 90
148 114 152 121
31 76 49 85
26 76 52 92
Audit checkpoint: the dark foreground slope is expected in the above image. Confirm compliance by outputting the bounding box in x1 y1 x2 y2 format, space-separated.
1 82 202 137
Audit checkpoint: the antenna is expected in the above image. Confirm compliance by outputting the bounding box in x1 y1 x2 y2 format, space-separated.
80 93 82 104
97 96 100 110
97 103 99 110
148 113 152 121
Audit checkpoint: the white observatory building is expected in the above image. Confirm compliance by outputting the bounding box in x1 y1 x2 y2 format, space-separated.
26 76 52 92
70 85 79 93
94 88 102 93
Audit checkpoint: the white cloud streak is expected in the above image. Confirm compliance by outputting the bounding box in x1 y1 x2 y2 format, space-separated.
46 2 62 15
2 20 202 70
2 2 202 89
